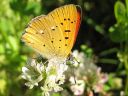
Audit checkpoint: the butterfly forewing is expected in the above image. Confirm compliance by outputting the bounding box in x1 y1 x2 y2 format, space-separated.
22 4 81 59
48 4 81 57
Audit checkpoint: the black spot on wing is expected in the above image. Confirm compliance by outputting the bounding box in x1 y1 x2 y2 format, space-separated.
60 23 63 25
65 37 69 39
65 30 71 32
52 29 55 31
68 18 70 21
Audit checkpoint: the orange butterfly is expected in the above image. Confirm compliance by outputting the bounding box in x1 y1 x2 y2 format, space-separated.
22 4 81 60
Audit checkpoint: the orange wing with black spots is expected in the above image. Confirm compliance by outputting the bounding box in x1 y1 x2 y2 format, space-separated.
22 4 81 59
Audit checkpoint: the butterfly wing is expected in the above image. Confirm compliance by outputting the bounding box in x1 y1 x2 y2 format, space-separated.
47 4 81 58
22 15 53 58
22 4 81 59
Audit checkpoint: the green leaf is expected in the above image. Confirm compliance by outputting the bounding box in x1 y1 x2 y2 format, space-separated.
52 93 61 96
0 43 5 54
0 78 6 95
8 36 19 52
103 84 111 91
114 1 126 23
98 58 118 64
109 23 128 42
25 2 41 15
80 45 93 57
125 0 128 15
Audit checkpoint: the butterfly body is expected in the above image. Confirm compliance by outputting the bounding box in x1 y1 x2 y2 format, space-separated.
22 4 81 60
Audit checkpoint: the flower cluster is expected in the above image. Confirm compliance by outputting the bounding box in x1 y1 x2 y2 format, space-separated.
22 58 44 89
22 57 68 96
22 50 108 96
68 50 108 95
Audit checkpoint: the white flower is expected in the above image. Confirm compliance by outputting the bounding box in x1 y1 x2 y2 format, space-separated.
22 59 44 89
22 57 68 95
70 77 85 96
72 50 85 67
70 50 108 94
46 57 68 76
93 68 108 93
41 57 68 95
71 50 97 78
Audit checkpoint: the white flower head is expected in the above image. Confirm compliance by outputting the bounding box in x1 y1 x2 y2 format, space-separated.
41 57 68 95
22 59 44 89
93 68 108 93
72 50 85 67
70 77 85 96
46 57 68 76
69 50 108 94
22 57 68 96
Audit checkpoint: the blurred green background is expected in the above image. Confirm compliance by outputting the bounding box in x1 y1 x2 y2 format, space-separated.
0 0 128 96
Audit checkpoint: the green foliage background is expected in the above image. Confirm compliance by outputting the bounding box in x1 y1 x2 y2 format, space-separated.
0 0 43 95
0 0 127 96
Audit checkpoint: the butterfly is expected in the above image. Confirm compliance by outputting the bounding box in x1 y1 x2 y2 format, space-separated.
22 4 81 61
